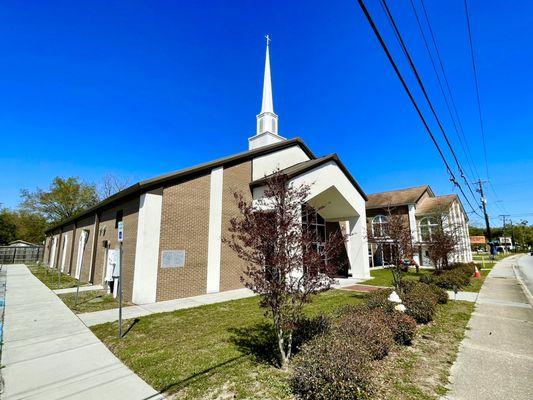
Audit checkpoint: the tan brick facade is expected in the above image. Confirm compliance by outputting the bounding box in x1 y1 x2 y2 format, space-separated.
219 161 252 291
93 198 140 302
156 174 211 301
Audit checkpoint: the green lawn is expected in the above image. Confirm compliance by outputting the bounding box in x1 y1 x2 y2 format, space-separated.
463 269 490 293
92 289 473 400
59 290 129 314
361 267 433 287
27 264 82 290
472 252 516 269
91 290 366 400
374 301 474 399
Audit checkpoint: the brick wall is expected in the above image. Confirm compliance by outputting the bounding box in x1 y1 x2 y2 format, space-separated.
219 161 252 291
156 174 211 301
93 197 139 302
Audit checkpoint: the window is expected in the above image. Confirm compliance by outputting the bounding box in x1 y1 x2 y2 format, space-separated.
115 210 123 228
372 215 388 238
419 217 438 241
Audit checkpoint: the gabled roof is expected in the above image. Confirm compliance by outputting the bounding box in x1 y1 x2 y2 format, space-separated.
46 138 315 233
415 194 458 216
250 154 368 200
366 185 433 209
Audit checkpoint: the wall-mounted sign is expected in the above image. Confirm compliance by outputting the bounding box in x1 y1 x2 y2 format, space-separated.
117 221 124 242
161 250 186 268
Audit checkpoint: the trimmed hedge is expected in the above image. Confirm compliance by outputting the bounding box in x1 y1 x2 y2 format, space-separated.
293 314 331 352
336 306 395 360
291 330 374 400
402 282 438 324
420 262 476 290
388 310 417 345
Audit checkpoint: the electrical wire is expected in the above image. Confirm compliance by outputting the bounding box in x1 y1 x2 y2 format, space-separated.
355 0 482 217
378 0 482 213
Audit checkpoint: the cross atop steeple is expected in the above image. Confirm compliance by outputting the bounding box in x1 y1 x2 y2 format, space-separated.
265 34 271 46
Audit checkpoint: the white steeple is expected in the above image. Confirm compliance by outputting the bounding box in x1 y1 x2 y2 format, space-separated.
249 35 285 150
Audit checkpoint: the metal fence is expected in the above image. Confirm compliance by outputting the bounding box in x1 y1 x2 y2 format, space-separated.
0 246 44 264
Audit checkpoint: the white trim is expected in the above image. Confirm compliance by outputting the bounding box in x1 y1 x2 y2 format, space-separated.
206 167 224 293
49 237 58 268
75 230 88 279
132 189 163 304
60 235 68 272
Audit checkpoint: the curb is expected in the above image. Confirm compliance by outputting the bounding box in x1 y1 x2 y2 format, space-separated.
512 255 533 307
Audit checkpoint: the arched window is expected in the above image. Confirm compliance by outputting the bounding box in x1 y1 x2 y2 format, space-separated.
372 215 388 238
419 217 438 241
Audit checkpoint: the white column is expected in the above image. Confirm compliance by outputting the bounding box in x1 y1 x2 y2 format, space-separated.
206 167 224 293
346 216 370 279
49 237 58 268
408 204 420 266
60 235 68 272
132 188 163 304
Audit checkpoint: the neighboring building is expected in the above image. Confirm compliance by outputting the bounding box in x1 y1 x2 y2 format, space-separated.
470 235 488 251
43 41 370 304
495 237 513 252
7 240 38 247
366 185 473 267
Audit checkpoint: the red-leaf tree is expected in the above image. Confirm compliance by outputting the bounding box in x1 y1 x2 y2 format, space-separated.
367 207 416 289
224 172 347 368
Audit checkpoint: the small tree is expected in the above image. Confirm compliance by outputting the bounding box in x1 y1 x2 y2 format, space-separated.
368 207 415 289
224 173 347 369
423 211 461 272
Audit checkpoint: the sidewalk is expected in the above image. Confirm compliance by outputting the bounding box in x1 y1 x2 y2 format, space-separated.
79 287 256 326
1 264 163 400
78 277 367 326
53 284 103 295
444 255 533 400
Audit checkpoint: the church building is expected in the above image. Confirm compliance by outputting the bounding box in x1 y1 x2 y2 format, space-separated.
43 40 370 304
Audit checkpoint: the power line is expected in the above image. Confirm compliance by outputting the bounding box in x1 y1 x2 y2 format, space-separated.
378 0 481 212
463 0 489 180
354 0 481 217
415 0 481 182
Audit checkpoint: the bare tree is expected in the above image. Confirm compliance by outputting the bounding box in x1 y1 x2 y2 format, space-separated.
99 173 131 200
224 172 347 369
422 210 462 272
368 207 416 289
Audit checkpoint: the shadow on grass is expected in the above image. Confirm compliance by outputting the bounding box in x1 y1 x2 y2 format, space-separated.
228 315 331 368
121 318 141 338
228 322 279 366
159 355 247 394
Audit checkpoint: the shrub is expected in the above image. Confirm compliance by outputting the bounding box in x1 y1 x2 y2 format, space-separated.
429 284 448 304
293 314 331 352
365 289 395 312
419 263 474 291
388 311 417 345
291 330 374 400
402 283 438 324
336 306 395 360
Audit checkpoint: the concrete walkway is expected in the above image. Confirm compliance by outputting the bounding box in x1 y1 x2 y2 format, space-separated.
79 287 256 326
444 255 533 400
53 284 103 295
1 264 163 400
78 277 366 327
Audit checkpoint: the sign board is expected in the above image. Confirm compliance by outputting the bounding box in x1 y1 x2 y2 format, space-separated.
161 250 186 268
117 221 124 242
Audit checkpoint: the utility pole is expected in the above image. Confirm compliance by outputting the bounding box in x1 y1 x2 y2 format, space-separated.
475 179 492 242
499 214 511 251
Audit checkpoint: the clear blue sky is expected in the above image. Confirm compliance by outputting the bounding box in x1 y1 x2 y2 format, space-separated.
0 0 531 227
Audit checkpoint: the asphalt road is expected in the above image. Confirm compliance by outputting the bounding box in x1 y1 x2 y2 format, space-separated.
516 254 533 296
